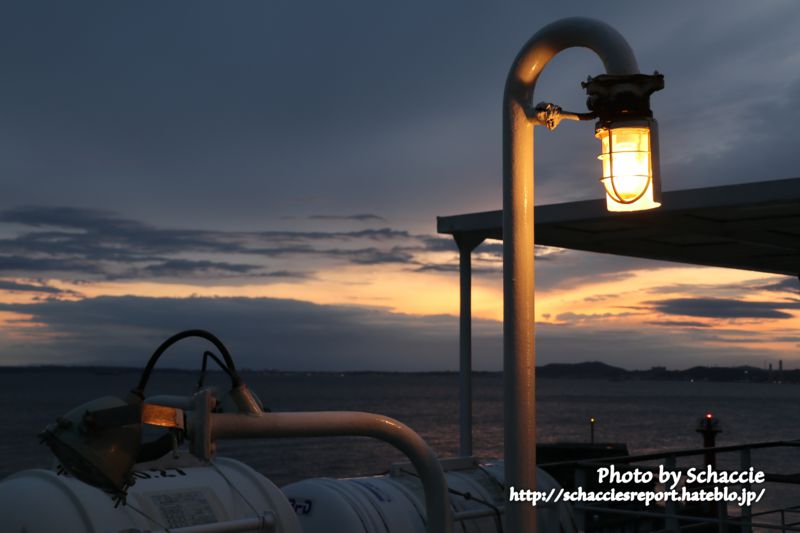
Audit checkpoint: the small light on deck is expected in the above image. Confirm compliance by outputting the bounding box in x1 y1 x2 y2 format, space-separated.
597 119 661 212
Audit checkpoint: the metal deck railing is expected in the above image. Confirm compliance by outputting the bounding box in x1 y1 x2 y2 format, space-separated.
539 439 800 533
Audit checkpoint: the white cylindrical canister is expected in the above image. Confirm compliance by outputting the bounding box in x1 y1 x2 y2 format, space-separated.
283 460 576 533
0 456 301 533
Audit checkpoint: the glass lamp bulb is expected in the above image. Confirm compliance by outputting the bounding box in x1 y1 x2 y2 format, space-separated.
597 125 661 212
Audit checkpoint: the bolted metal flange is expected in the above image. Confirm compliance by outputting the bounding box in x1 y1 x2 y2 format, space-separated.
583 72 664 125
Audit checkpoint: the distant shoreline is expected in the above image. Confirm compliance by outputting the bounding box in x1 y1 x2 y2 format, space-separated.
0 361 794 384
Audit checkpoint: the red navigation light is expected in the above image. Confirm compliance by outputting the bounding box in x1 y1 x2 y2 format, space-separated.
705 412 713 420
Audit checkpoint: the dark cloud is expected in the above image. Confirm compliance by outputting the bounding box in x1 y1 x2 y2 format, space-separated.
757 278 799 294
1 2 793 232
0 256 104 274
583 294 615 303
420 237 458 253
1 205 607 284
0 280 72 295
261 270 312 279
646 320 711 328
413 263 499 275
646 277 800 301
0 296 501 371
0 205 666 293
324 246 415 266
650 298 800 319
308 214 386 222
0 206 427 280
555 311 638 323
535 250 670 292
138 259 263 277
774 336 800 343
701 335 772 344
663 76 800 192
0 206 410 244
0 294 777 371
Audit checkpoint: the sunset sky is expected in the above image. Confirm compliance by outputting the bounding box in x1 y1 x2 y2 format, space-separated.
1 1 799 370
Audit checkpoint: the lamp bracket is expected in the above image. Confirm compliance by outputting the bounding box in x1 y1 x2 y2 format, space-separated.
530 102 596 130
583 71 664 126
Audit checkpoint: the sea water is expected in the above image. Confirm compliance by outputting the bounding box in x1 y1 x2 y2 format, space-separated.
2 369 799 520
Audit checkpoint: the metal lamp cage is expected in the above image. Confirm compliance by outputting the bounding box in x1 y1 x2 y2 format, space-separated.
596 117 662 212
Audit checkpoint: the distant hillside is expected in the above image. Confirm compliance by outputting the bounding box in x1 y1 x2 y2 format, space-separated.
538 361 628 379
539 362 795 383
0 363 796 384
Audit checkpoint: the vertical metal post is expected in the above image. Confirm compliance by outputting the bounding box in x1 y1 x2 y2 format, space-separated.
502 18 640 532
718 500 729 533
664 455 680 533
503 80 537 532
460 245 473 458
574 466 588 531
697 414 721 469
455 234 483 458
740 448 752 533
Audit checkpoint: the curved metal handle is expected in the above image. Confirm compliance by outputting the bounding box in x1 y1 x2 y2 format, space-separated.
195 408 453 533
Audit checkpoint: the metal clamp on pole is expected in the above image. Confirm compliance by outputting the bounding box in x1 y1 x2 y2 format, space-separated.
530 102 595 130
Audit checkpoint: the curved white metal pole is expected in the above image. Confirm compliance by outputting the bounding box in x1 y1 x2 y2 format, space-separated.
502 17 639 532
209 411 454 533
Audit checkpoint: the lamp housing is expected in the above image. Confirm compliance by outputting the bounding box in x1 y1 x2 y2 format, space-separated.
39 396 141 497
583 72 664 212
596 117 661 211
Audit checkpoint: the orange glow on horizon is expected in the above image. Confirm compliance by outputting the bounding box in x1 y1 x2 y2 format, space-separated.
2 259 799 363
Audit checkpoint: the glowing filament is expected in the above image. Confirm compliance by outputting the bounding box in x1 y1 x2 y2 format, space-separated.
597 126 660 212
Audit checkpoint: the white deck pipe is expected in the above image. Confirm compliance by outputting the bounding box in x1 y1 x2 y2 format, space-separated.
209 411 454 533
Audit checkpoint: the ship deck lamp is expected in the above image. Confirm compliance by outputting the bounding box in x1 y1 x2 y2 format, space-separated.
534 71 664 212
501 18 665 532
587 73 664 211
598 121 658 210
